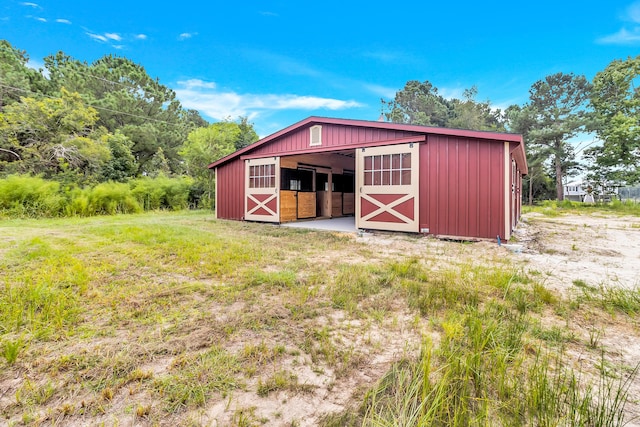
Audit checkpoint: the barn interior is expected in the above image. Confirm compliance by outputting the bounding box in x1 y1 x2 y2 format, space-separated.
278 150 356 223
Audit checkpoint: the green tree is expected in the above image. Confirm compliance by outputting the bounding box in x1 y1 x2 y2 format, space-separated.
179 122 239 207
382 80 506 131
448 87 506 131
0 40 48 109
43 53 207 176
0 88 110 181
99 131 138 182
588 55 640 185
235 116 259 150
382 80 450 126
145 147 172 178
517 73 592 200
0 40 31 109
506 104 551 204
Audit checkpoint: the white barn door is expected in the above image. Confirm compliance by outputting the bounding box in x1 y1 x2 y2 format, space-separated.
356 143 419 232
245 157 280 222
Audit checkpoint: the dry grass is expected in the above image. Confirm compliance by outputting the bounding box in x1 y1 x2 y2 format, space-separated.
1 210 639 426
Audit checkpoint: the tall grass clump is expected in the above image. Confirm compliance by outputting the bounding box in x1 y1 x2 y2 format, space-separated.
0 175 64 217
0 174 197 218
130 176 193 211
360 306 638 427
579 284 640 315
68 181 142 216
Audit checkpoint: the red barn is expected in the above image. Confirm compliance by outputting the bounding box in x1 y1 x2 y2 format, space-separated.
209 117 527 241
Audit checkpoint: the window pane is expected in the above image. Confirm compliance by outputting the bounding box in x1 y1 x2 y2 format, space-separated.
249 177 254 188
401 153 411 168
249 166 256 178
401 169 411 185
374 155 381 170
374 171 382 185
392 170 400 185
382 170 390 185
364 171 372 186
392 154 400 169
383 154 390 169
364 156 372 170
270 176 275 188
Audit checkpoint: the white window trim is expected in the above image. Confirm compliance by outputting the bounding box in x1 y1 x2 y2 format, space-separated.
310 125 322 146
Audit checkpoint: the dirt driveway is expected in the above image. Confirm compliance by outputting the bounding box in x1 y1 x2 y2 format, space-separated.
354 210 640 425
516 211 640 294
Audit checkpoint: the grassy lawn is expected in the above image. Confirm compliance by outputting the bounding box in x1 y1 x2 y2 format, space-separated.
1 210 639 426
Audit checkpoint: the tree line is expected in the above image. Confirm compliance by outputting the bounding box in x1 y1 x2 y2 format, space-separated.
0 40 257 210
1 38 638 212
382 57 640 202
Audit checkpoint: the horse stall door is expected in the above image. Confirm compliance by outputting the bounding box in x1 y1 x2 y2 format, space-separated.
245 157 280 222
356 143 419 232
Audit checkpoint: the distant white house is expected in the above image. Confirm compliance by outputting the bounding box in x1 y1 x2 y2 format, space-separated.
564 181 586 201
564 181 619 202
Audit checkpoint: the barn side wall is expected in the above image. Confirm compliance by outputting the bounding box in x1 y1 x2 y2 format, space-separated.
215 158 245 220
419 135 506 240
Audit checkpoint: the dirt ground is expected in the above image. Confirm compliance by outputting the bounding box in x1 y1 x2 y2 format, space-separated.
210 211 640 426
2 211 640 426
354 210 640 426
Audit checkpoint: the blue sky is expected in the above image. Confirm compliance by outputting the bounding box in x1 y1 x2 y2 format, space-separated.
1 0 640 137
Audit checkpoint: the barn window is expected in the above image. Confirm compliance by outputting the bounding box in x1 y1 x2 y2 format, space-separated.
363 153 411 186
249 164 276 188
310 125 322 146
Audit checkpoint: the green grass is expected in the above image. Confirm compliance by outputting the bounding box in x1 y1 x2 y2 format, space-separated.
523 199 640 216
1 210 638 426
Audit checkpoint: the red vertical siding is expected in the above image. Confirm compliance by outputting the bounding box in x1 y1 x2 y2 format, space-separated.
215 158 245 220
248 124 418 157
419 135 505 240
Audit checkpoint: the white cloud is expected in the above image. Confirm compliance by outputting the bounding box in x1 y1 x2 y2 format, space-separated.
86 32 108 42
598 2 640 44
21 2 39 8
178 32 196 40
363 83 397 99
362 51 399 62
105 33 122 41
112 45 124 50
135 34 147 40
34 16 46 22
174 83 361 121
244 49 323 78
597 27 640 44
177 79 217 89
56 18 71 24
625 1 640 22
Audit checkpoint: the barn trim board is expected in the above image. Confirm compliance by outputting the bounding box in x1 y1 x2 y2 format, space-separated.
210 116 528 241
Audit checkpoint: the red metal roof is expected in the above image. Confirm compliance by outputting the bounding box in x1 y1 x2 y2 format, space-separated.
208 116 527 174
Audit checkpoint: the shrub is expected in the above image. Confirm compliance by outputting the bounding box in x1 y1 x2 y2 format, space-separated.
86 182 142 215
0 175 65 217
130 176 193 211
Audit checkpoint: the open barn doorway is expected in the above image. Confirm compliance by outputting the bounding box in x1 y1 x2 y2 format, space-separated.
279 150 355 224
